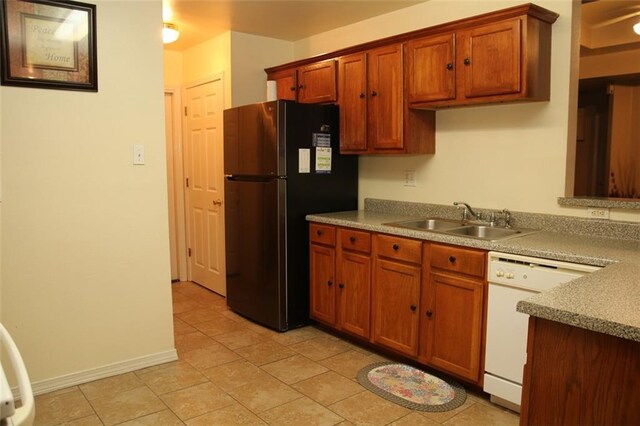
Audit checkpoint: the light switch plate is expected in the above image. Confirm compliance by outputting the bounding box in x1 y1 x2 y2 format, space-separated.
133 144 145 165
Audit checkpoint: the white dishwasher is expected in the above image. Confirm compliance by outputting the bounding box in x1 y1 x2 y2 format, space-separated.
483 252 600 412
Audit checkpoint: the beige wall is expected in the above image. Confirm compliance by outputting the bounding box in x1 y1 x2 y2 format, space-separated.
164 50 184 87
580 48 640 80
292 0 638 222
229 32 293 107
182 32 232 108
1 0 175 384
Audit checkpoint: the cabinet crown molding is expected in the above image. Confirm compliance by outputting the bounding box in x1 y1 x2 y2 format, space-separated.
264 3 559 75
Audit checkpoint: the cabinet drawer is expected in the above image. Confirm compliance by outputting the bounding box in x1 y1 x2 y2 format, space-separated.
310 223 336 246
375 234 422 264
339 229 371 253
430 244 485 278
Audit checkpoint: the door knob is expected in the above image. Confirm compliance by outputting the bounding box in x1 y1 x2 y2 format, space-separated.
371 91 378 97
410 304 417 312
213 199 223 205
446 63 453 70
359 93 365 99
463 58 471 65
426 310 433 317
339 283 345 289
327 280 333 286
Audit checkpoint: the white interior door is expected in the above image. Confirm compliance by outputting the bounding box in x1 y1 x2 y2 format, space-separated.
184 78 226 295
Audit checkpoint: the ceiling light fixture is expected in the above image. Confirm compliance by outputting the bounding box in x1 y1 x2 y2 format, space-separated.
634 21 640 36
163 23 180 44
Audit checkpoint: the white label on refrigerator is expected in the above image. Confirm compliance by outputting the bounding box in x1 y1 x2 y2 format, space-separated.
315 147 332 174
299 149 310 173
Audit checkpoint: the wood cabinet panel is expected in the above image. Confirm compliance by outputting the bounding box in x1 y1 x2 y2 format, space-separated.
521 318 640 426
338 53 368 153
309 223 336 246
297 60 337 104
309 243 336 325
373 258 421 356
421 271 484 382
337 251 372 339
268 68 297 101
375 234 422 264
367 44 404 150
459 19 521 99
405 33 456 103
430 244 485 278
339 228 371 254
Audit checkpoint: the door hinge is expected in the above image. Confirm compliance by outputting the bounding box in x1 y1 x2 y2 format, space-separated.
184 106 188 116
186 177 189 188
188 248 192 257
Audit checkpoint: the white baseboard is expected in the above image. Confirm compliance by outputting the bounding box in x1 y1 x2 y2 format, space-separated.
13 349 178 398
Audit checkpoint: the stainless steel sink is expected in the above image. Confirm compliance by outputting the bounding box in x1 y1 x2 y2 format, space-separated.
445 225 533 240
387 218 464 231
384 218 538 241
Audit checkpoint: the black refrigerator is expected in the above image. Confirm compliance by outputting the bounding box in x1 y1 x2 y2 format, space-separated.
223 100 358 331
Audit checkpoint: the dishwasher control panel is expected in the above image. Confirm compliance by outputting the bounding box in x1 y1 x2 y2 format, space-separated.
488 252 600 291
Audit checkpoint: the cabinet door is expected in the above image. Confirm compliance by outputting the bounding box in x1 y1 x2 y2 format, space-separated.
372 258 420 356
338 53 368 153
367 44 404 150
405 33 456 103
459 19 521 99
337 251 371 339
310 244 336 325
268 68 297 101
422 271 484 381
298 60 337 104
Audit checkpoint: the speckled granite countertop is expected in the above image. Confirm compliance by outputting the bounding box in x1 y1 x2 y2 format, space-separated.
306 210 640 342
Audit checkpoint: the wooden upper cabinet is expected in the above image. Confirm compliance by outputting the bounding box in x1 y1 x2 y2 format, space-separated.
405 33 456 103
338 53 368 152
338 45 433 154
268 68 297 101
297 60 337 104
459 19 521 99
368 44 404 151
407 13 554 108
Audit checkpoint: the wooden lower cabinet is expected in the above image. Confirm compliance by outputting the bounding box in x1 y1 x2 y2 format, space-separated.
418 243 486 383
337 250 371 339
520 317 640 426
372 258 421 356
309 241 336 325
309 223 487 385
420 271 484 382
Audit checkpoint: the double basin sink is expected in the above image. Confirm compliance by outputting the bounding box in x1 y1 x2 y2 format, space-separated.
384 218 538 241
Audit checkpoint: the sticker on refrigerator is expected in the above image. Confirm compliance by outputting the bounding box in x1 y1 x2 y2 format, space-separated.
315 147 332 174
298 149 310 173
312 133 331 147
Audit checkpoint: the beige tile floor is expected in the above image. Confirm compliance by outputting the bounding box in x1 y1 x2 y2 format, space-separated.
34 281 520 426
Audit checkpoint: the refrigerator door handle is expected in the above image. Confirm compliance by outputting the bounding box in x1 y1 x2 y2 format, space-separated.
225 175 286 182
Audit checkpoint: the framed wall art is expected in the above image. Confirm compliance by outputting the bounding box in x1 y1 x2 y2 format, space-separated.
0 0 97 91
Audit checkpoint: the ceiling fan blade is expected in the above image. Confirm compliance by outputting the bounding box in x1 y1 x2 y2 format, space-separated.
591 10 640 29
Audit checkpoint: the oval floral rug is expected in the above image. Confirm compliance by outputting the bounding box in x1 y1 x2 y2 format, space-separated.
356 362 467 412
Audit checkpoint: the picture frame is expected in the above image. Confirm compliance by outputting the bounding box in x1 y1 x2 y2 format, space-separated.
0 0 97 92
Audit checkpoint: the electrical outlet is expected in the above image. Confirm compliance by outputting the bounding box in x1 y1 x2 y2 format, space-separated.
587 207 609 219
133 144 145 165
403 170 416 187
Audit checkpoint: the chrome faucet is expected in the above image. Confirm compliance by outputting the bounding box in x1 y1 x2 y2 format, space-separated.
453 201 482 221
502 209 512 228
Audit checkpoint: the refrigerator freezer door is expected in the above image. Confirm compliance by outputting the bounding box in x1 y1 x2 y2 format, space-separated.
225 177 287 330
223 101 281 177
